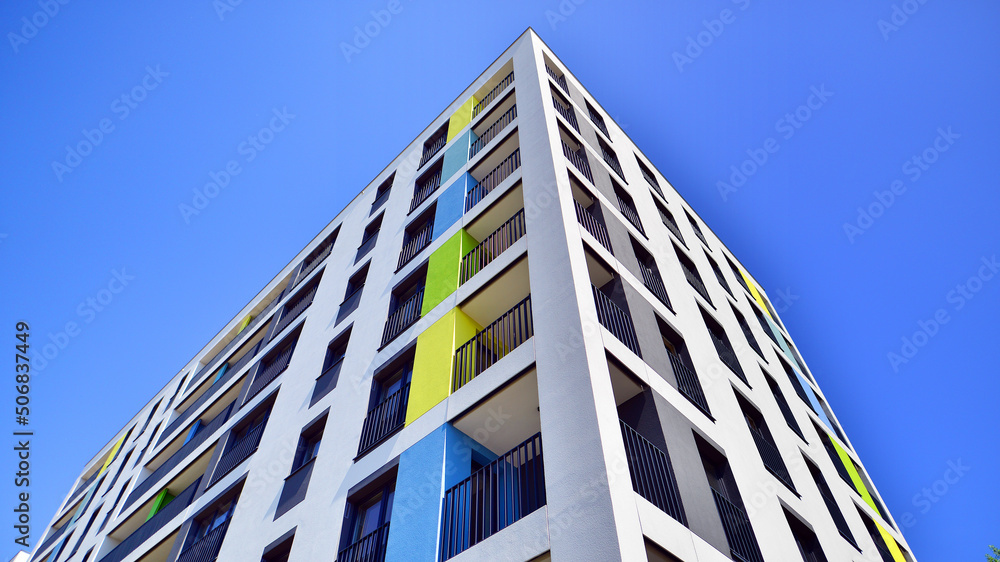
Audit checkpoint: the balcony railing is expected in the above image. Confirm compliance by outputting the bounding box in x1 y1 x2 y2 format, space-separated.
371 187 390 214
410 169 442 213
243 342 296 405
616 193 644 235
271 283 317 339
355 230 380 263
667 351 710 414
817 487 855 544
37 519 71 556
357 383 409 456
465 148 521 212
659 208 685 246
440 433 545 560
470 104 517 159
711 488 764 562
311 356 342 406
397 221 433 270
562 140 593 183
459 209 525 285
546 65 567 91
737 319 763 356
160 350 247 448
589 107 610 138
748 426 795 491
419 132 447 169
176 518 230 562
552 96 578 131
641 166 664 199
453 295 533 391
601 144 625 180
574 200 612 252
380 288 424 347
592 286 641 357
209 418 267 487
690 221 709 246
471 71 514 119
293 244 332 292
99 478 202 562
680 259 713 304
639 262 671 310
336 522 390 562
709 331 747 382
755 311 778 345
620 420 687 524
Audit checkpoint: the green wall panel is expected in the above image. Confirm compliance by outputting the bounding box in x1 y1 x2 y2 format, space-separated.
422 229 478 316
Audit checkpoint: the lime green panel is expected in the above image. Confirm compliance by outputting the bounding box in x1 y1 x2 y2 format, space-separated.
422 229 478 316
875 522 907 562
830 436 879 512
146 488 176 521
237 314 254 333
446 96 478 142
406 308 481 425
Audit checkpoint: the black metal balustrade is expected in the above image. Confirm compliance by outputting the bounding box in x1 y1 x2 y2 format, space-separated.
410 169 442 213
601 144 625 180
709 331 747 382
658 208 685 246
640 166 664 199
616 193 645 235
271 283 317 339
469 105 517 159
755 310 779 344
336 522 390 562
459 209 526 285
690 220 709 246
99 478 202 562
243 342 295 405
397 222 434 270
37 519 71 556
440 433 545 560
357 384 409 456
453 296 533 391
573 200 612 252
562 140 593 183
380 288 424 347
817 487 854 543
209 418 267 486
589 107 610 138
126 403 234 510
293 244 332 290
552 96 578 131
711 488 765 562
748 426 795 491
465 148 521 212
471 71 514 119
639 262 671 310
546 65 567 91
680 259 713 304
667 351 710 414
176 519 230 562
619 421 687 524
419 131 447 169
737 317 763 356
592 286 641 357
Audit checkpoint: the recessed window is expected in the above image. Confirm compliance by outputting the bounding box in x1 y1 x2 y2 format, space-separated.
371 173 394 214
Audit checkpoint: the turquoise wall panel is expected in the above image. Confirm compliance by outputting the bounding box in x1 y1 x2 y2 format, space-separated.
441 130 473 183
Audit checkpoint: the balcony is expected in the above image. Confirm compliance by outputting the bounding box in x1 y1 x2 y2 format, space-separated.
460 209 525 285
667 351 710 414
588 105 610 138
592 285 641 357
471 70 514 120
546 64 568 92
465 147 521 212
243 339 296 406
440 433 545 560
380 288 424 347
410 167 442 213
271 282 317 339
640 163 664 199
453 295 533 391
638 261 671 310
357 383 409 456
552 95 578 131
208 417 267 487
709 330 747 383
748 426 795 491
562 139 593 183
176 519 229 562
600 142 625 181
620 420 687 524
574 199 612 252
711 488 764 562
419 129 447 169
615 189 644 235
336 522 389 562
679 256 713 305
397 222 433 271
293 236 334 290
470 104 517 159
99 477 202 562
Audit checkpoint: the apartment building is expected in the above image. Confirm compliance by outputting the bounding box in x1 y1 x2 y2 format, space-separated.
31 29 916 562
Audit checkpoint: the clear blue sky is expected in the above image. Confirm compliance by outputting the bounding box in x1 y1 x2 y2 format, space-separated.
1 2 997 561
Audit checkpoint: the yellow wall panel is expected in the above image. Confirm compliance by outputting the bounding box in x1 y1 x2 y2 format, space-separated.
446 96 478 142
406 308 481 425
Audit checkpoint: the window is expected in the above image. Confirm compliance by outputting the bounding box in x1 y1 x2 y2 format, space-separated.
749 298 779 344
312 327 351 406
631 238 670 309
138 399 161 435
191 499 235 544
371 173 394 214
338 478 396 560
763 372 804 439
551 87 578 131
586 100 609 138
358 352 413 455
411 160 443 212
658 318 709 414
702 309 747 383
419 123 448 168
654 199 685 245
735 393 795 492
698 437 764 562
599 138 625 180
614 182 644 235
382 268 426 347
816 423 854 486
261 530 295 562
635 154 664 198
731 304 764 358
674 245 712 304
101 448 133 496
166 373 189 409
397 206 435 270
726 255 752 294
804 456 857 546
338 262 370 324
857 507 901 562
356 214 383 263
685 210 709 248
707 254 733 297
784 508 829 562
276 413 329 519
292 418 325 472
